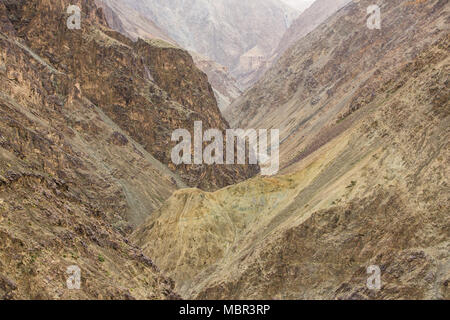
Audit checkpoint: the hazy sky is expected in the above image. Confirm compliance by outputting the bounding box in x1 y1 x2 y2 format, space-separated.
280 0 315 11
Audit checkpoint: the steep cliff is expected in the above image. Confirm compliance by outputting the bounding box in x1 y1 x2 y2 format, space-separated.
192 53 242 112
94 0 176 45
0 0 253 299
134 0 449 299
227 0 449 174
104 0 298 89
4 0 257 191
226 0 351 89
0 0 183 299
275 0 351 62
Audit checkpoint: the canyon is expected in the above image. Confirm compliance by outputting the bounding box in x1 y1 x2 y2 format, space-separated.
0 0 449 301
136 0 449 299
0 0 255 299
95 0 303 110
109 0 298 86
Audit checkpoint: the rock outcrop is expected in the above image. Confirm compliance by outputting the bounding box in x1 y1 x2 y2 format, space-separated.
1 0 448 301
134 0 449 299
94 0 176 45
241 0 351 88
192 53 242 112
0 0 181 299
226 0 449 174
103 0 298 89
0 0 253 299
4 0 257 191
276 0 351 63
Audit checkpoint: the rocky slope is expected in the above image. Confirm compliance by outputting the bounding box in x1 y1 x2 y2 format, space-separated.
1 0 448 301
95 0 243 111
233 0 352 89
134 0 449 299
275 0 351 62
94 0 176 45
0 0 254 299
280 0 315 12
0 0 182 300
226 0 449 174
107 0 298 89
4 0 256 191
192 53 242 112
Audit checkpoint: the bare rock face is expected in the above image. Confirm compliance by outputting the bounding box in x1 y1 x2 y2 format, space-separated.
276 0 351 62
95 0 244 111
1 0 448 301
94 0 301 108
96 0 246 110
0 0 181 300
94 0 176 45
192 53 242 112
105 0 298 89
134 0 449 299
0 0 254 299
226 0 449 174
240 0 351 89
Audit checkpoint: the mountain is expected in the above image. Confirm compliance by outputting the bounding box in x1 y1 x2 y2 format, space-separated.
241 0 352 89
94 0 176 44
275 0 351 61
95 0 242 111
0 0 255 299
0 0 180 299
107 0 298 89
191 53 242 112
279 0 315 12
226 0 448 174
4 0 256 192
134 0 449 299
1 0 448 301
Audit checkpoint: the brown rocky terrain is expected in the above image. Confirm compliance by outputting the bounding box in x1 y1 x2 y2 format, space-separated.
0 0 255 299
226 0 449 175
134 0 449 299
103 0 299 89
276 0 351 63
243 0 351 88
2 0 257 191
1 0 448 301
192 53 242 112
0 0 181 300
94 0 176 45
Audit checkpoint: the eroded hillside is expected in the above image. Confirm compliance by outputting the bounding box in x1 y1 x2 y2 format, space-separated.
0 0 185 299
227 0 449 175
94 0 176 45
13 0 257 192
192 53 242 112
0 0 448 301
134 0 449 299
103 0 298 89
0 0 251 299
241 0 352 89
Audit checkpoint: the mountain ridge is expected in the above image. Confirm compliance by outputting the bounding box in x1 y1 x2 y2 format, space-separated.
134 0 449 299
0 0 448 301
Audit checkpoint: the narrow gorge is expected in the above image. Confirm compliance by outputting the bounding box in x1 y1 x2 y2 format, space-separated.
0 0 448 301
